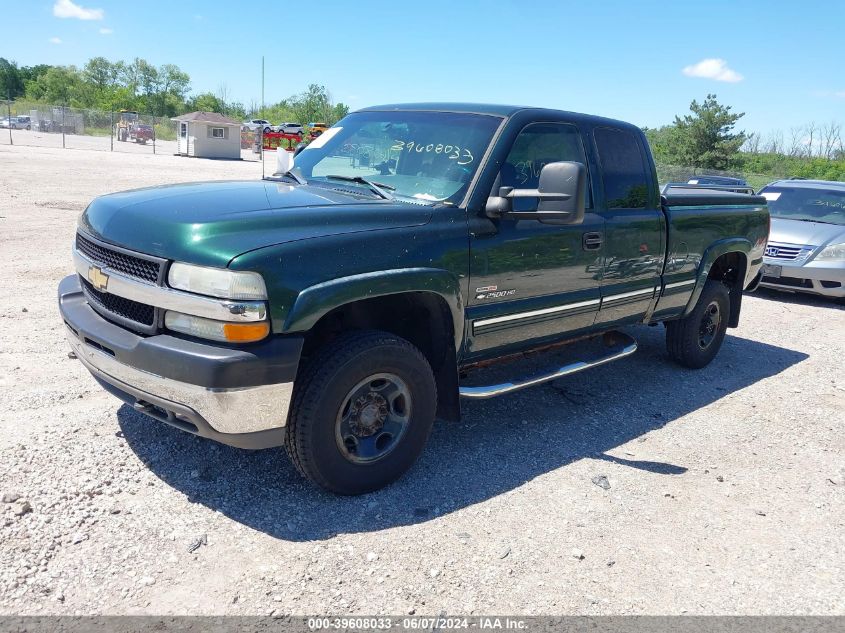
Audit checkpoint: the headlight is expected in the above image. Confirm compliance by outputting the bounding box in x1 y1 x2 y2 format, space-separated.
165 311 270 343
815 242 845 261
168 262 267 299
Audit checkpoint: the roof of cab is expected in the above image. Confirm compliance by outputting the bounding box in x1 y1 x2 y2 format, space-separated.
356 102 639 130
767 179 845 191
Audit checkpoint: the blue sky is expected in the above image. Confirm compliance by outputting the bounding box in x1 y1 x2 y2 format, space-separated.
2 0 844 134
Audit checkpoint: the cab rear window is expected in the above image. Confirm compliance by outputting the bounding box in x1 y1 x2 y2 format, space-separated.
594 127 649 209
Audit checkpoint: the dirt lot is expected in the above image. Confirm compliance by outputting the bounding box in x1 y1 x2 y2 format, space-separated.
0 144 843 616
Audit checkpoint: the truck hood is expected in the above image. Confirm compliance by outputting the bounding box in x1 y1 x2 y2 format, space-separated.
78 180 432 267
769 217 845 249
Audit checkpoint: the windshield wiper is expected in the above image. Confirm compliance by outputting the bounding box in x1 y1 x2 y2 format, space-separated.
269 170 307 185
789 218 839 225
324 175 395 200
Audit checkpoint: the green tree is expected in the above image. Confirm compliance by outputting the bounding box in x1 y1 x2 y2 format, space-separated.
20 64 52 86
643 125 681 165
0 58 25 99
154 64 190 116
669 94 746 170
284 83 349 124
188 92 224 113
82 57 120 93
25 66 83 104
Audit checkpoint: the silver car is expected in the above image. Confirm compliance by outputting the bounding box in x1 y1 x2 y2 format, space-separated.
275 122 303 135
0 116 32 130
758 179 845 299
242 119 273 133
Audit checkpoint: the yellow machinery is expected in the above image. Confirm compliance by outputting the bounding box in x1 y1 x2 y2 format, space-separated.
115 110 138 142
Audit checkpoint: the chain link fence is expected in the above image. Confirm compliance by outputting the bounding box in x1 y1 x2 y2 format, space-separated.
1 102 189 157
2 104 792 179
656 164 784 192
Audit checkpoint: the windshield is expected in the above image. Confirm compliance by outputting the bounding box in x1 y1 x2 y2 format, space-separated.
760 185 845 225
292 110 503 204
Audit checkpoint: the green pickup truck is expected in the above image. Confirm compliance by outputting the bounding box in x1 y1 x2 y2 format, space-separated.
59 103 769 494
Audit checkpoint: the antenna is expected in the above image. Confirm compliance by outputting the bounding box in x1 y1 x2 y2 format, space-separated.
261 55 265 179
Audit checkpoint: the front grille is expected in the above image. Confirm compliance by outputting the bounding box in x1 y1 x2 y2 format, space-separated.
76 233 163 283
764 242 808 261
81 278 156 330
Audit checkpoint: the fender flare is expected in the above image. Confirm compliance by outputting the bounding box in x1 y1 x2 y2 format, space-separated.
283 267 465 350
683 238 751 317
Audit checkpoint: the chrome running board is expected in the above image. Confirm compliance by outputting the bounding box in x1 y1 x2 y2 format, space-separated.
459 331 637 400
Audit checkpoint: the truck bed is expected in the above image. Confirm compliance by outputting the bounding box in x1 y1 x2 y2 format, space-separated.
662 187 767 208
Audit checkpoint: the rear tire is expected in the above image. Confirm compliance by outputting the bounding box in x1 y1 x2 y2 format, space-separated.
666 279 730 369
284 330 437 495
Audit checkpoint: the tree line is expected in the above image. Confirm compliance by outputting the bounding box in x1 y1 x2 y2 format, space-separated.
0 56 349 125
3 55 844 182
645 93 845 183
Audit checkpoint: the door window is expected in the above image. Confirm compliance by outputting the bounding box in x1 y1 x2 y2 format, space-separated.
499 123 590 211
593 127 649 209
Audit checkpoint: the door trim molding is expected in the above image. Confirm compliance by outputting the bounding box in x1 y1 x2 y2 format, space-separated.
472 286 658 333
664 279 695 290
473 297 600 329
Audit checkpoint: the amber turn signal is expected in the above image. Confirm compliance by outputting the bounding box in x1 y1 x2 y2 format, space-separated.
223 321 270 343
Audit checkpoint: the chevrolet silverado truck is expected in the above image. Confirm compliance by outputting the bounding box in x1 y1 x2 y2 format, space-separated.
58 103 769 494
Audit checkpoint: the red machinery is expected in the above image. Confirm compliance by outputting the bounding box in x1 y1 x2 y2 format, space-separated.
262 132 302 152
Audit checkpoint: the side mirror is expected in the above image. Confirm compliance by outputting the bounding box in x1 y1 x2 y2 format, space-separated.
485 161 587 224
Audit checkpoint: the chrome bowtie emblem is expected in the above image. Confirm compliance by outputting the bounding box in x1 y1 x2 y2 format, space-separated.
87 266 109 291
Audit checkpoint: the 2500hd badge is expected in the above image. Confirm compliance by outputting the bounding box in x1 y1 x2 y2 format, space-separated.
475 286 516 300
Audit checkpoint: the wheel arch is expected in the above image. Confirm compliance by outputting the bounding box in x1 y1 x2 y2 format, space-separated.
684 239 751 327
285 268 465 422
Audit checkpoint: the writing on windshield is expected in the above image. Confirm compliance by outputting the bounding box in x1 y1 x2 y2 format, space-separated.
293 111 502 203
762 186 845 225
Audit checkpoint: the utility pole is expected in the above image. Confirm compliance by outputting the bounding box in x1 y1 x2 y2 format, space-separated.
7 92 12 146
261 56 265 117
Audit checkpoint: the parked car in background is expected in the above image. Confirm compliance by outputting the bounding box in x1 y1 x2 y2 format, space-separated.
307 122 328 138
243 119 273 133
0 116 31 130
758 179 845 300
688 175 749 187
129 123 154 144
275 122 303 135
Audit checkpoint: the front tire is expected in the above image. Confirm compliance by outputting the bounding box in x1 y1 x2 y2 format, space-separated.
285 330 436 495
666 279 730 369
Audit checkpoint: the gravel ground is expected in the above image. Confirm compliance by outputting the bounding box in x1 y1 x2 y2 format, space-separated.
0 144 843 616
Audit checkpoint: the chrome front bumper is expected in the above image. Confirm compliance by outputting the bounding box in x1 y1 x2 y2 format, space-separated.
66 331 293 436
59 275 301 449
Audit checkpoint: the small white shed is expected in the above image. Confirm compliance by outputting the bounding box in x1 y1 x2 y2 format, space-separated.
171 111 241 159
